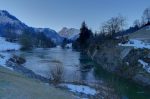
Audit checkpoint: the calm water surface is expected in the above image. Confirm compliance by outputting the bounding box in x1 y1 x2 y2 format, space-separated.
14 47 150 99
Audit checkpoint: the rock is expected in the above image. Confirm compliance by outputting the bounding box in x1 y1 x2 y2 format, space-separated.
8 55 26 65
0 54 4 59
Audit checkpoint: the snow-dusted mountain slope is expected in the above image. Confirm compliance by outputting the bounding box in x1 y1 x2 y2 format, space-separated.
0 10 63 44
59 27 80 40
34 28 63 44
0 10 28 35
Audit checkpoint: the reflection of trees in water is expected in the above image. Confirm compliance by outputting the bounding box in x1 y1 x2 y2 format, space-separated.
78 53 94 82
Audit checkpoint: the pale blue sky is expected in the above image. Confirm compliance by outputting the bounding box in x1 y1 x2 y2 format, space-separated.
0 0 149 31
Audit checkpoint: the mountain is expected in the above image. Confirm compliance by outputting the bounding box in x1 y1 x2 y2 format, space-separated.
59 27 80 40
0 10 63 44
0 10 28 36
34 28 63 44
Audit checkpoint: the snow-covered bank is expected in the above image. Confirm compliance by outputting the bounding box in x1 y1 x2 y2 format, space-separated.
0 37 20 51
138 60 150 73
59 83 97 95
0 36 20 69
119 39 150 49
65 43 72 48
0 52 13 70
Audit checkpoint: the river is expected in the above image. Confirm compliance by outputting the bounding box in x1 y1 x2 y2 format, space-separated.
12 47 150 99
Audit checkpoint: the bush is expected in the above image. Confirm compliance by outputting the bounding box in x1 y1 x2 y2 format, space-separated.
50 63 64 85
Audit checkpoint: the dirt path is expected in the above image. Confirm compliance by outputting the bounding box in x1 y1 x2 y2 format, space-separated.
0 67 78 99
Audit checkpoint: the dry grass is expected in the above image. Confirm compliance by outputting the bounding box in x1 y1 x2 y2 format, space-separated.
50 63 64 85
0 66 77 99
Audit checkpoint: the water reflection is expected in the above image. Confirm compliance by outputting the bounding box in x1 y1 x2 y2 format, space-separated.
14 47 96 83
12 47 150 99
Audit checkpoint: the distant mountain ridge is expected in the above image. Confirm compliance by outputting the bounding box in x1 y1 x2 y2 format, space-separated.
0 10 63 44
59 27 80 40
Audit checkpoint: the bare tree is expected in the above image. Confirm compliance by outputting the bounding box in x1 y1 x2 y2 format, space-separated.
101 15 126 36
142 7 150 23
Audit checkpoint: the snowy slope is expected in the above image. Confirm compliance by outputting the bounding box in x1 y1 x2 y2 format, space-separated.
120 25 150 49
128 25 150 41
59 27 80 40
119 39 150 49
138 60 150 73
0 37 20 68
0 37 20 51
0 10 28 35
0 10 62 44
34 28 63 44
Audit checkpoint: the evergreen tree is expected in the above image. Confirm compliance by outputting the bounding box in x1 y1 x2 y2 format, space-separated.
78 22 93 49
61 38 68 48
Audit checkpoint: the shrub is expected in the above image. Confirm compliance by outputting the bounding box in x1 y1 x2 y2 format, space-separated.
50 63 64 85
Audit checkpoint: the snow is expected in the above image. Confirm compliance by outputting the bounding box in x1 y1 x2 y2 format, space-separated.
0 52 13 70
56 45 61 48
138 60 150 73
0 36 20 70
0 37 20 51
0 10 18 24
59 27 80 40
60 84 97 95
119 39 150 49
65 43 72 48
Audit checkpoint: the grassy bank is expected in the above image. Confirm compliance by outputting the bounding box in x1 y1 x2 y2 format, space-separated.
0 66 77 99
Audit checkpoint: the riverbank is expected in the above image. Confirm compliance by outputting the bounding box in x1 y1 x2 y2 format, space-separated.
86 38 150 88
0 66 78 99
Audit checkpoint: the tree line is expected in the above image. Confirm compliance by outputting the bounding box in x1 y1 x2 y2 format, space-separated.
73 7 150 50
19 30 55 50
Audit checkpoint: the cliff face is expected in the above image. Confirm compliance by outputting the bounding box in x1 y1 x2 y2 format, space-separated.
87 40 150 87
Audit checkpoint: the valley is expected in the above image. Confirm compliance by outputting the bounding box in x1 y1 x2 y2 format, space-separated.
0 2 150 99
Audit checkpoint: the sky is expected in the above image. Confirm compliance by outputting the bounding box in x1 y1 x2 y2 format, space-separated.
0 0 149 32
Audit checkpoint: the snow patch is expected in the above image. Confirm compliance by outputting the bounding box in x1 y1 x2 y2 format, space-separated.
0 37 20 51
0 52 13 70
65 43 72 48
138 60 150 73
59 27 80 40
0 36 20 70
0 10 19 24
60 83 97 95
119 39 150 49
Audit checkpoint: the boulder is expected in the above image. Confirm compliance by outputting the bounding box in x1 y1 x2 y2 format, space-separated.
8 55 26 65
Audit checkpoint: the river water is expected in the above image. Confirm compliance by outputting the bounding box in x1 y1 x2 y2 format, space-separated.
13 47 150 99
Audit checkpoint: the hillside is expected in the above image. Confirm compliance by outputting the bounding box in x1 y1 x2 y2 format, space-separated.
128 25 150 41
0 10 63 44
0 66 77 99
